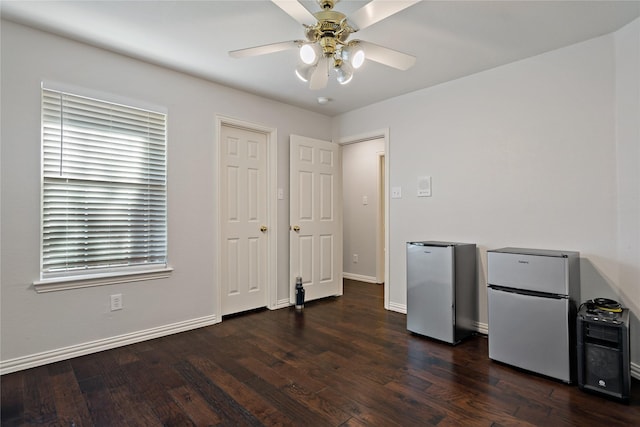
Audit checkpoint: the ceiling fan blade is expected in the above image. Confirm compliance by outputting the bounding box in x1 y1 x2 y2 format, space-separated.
309 57 329 90
272 0 317 27
348 0 419 31
229 40 302 58
358 40 416 70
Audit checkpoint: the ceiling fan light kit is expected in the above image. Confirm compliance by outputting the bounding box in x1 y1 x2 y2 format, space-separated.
230 0 418 90
342 43 365 69
300 43 320 65
295 63 316 83
335 59 353 85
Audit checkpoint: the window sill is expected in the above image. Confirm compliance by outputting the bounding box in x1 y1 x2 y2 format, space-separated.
33 267 173 293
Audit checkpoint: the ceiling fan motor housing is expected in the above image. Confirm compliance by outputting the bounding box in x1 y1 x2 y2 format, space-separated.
320 35 337 57
308 10 354 57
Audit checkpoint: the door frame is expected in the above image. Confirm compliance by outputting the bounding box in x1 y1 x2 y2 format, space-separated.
215 115 278 319
337 128 390 309
376 153 385 284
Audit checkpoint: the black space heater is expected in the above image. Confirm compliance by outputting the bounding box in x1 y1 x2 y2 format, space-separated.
577 299 630 402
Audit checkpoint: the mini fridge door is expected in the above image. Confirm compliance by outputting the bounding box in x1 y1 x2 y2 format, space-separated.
487 249 570 295
488 287 572 382
407 243 454 343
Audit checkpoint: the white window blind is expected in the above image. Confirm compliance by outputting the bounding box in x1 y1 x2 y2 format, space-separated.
41 88 167 278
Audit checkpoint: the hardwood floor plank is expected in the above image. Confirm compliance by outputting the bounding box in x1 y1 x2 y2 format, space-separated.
233 376 318 426
239 353 352 426
237 356 295 390
384 379 501 427
188 355 296 427
307 350 446 425
76 374 127 426
48 362 93 427
110 344 142 366
315 387 405 427
173 359 263 426
118 360 195 426
22 365 57 425
167 385 223 425
0 370 24 426
110 384 164 427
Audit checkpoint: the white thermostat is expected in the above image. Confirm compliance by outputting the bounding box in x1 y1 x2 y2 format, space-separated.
417 176 432 197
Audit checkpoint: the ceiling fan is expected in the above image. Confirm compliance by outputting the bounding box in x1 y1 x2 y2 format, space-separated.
229 0 419 90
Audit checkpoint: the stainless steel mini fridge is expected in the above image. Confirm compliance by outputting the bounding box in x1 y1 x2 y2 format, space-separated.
487 247 580 383
406 241 477 345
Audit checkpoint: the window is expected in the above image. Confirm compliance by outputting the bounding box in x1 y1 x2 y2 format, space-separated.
40 87 168 285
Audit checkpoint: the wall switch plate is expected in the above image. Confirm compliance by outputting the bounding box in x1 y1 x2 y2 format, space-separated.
277 188 284 200
391 187 402 198
110 294 123 311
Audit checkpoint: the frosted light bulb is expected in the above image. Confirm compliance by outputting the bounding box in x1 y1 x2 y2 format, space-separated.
300 45 317 65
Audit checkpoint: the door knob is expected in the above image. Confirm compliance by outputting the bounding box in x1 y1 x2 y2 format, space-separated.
292 225 300 232
260 225 268 232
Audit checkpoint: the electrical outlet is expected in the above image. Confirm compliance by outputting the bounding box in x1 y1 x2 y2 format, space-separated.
353 254 358 263
110 294 123 311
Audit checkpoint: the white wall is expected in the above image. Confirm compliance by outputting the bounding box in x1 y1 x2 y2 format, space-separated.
333 26 639 367
0 21 331 369
614 18 640 364
342 139 384 282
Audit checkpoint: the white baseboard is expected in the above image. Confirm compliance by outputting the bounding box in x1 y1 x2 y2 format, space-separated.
343 272 379 284
273 298 291 309
475 321 489 335
0 314 218 375
631 362 640 381
388 302 407 314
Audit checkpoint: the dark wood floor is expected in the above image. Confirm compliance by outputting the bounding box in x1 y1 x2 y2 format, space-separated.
2 279 639 426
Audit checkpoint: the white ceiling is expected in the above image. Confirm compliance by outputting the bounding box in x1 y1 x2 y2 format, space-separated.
2 1 639 116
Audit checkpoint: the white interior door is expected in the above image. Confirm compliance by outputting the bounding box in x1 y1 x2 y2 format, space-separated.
290 135 343 303
220 124 268 315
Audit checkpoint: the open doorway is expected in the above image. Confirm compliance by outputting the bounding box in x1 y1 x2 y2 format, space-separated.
340 131 388 306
